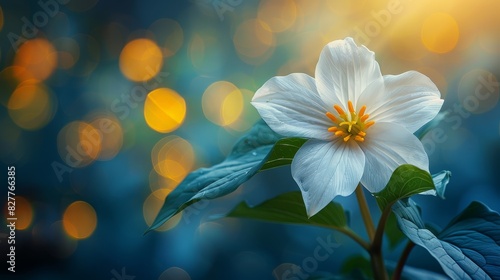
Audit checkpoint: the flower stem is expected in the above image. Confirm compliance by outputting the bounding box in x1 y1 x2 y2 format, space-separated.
336 227 370 251
392 241 415 280
355 185 376 241
370 205 392 280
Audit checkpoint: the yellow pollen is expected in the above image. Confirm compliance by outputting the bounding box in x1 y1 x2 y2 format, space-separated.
365 121 375 129
333 105 345 116
325 112 337 122
335 131 344 137
359 105 366 117
354 135 365 142
325 100 375 143
348 101 355 113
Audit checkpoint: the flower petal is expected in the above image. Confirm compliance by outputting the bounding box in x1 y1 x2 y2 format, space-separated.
315 37 383 109
252 73 332 140
292 139 365 217
358 71 444 133
360 122 429 193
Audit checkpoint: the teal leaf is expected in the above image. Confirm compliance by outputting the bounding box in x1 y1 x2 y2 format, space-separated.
374 164 435 211
227 191 348 229
414 111 448 139
259 137 306 171
393 199 500 279
147 121 281 232
420 170 451 199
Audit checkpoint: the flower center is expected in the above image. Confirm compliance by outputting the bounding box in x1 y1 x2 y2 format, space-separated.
325 100 375 142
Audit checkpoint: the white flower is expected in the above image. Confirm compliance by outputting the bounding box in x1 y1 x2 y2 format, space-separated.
252 38 444 217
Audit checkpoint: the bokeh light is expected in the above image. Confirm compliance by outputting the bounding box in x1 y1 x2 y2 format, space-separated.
53 37 81 70
233 19 275 65
257 0 297 33
149 169 178 198
389 16 427 61
144 88 186 133
151 135 195 182
88 115 123 160
62 201 97 239
149 18 184 57
57 121 102 168
15 196 33 230
458 69 499 114
119 38 163 81
143 190 182 232
158 267 192 280
3 196 33 230
421 12 460 53
202 81 243 127
13 38 58 82
8 83 56 130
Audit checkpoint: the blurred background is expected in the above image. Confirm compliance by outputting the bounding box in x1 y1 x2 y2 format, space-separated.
0 0 499 279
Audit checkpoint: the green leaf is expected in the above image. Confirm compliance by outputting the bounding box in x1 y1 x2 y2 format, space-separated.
374 164 435 211
227 191 348 229
147 121 281 232
259 137 307 171
393 199 500 279
385 170 450 249
341 255 372 279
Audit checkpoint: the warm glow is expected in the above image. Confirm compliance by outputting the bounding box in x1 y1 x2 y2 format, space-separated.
224 89 260 132
62 201 97 239
202 81 243 126
233 19 275 64
54 37 80 70
89 116 123 160
57 121 102 168
421 13 460 53
149 170 179 199
151 136 195 182
8 83 56 130
4 196 33 230
119 39 163 81
143 190 182 232
257 0 297 33
144 88 186 133
13 39 58 82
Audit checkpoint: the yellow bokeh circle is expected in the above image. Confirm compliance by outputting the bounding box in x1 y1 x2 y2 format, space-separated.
257 0 297 33
3 196 33 230
151 136 195 182
62 201 97 239
13 38 58 82
143 190 182 232
202 81 243 126
233 19 275 64
8 83 56 130
144 88 186 133
119 39 163 82
421 13 460 54
57 121 102 168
